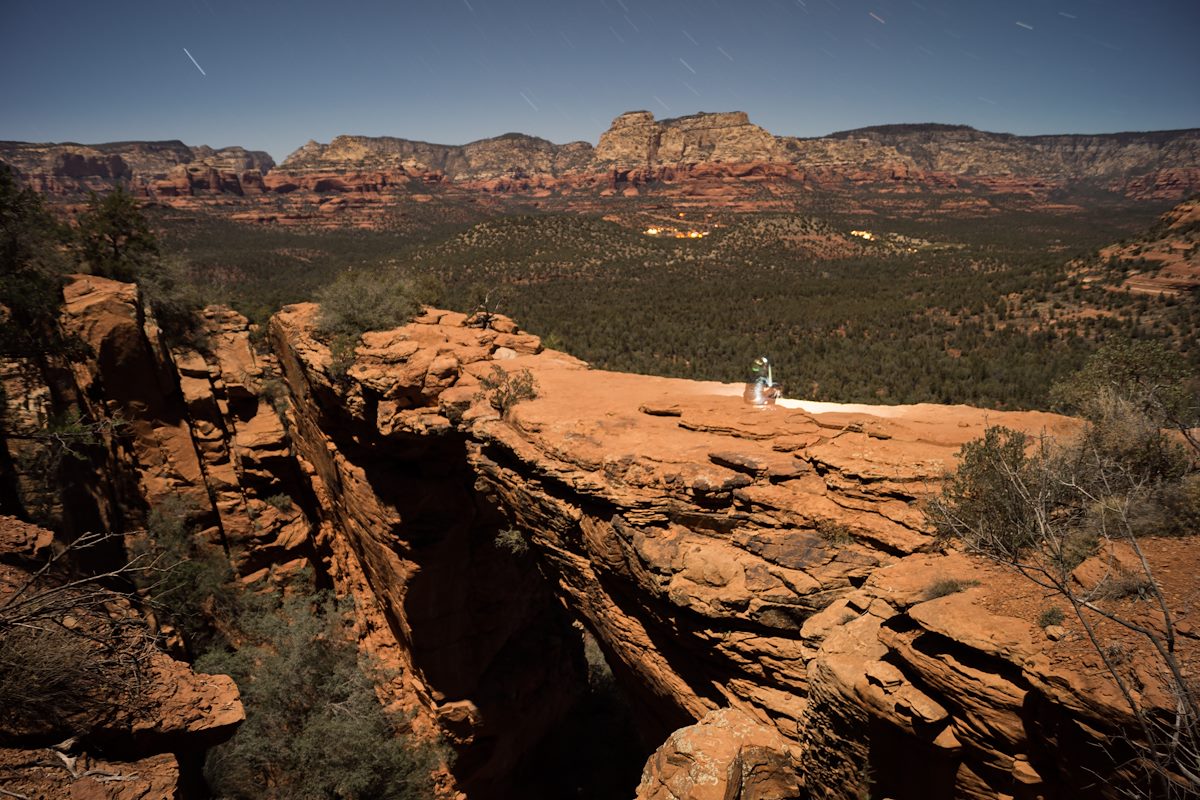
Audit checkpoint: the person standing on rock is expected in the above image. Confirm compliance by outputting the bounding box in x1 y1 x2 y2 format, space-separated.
743 356 781 406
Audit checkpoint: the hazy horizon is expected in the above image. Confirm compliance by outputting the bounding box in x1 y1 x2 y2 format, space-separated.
4 0 1198 161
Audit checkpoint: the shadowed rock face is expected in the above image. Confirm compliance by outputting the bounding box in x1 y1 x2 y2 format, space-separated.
0 139 275 196
278 132 595 181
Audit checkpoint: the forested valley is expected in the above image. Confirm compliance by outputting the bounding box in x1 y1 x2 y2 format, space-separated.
155 196 1195 410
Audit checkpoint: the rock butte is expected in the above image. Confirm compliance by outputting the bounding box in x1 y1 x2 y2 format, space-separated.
1 276 1193 798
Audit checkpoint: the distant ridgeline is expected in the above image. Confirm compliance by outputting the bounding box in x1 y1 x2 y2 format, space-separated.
3 111 1199 199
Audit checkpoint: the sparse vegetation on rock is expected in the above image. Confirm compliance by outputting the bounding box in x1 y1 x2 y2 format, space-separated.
923 577 979 600
0 529 160 736
315 268 432 339
1037 606 1065 628
475 364 538 418
931 340 1200 796
196 590 441 800
494 526 529 555
131 495 237 654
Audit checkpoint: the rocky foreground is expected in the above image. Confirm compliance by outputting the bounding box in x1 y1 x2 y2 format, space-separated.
2 277 1193 798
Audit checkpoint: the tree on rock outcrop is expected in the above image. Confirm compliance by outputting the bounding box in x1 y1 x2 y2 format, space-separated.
76 185 159 282
931 339 1200 798
74 185 201 343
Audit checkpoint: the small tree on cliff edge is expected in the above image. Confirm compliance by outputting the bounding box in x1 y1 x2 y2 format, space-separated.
76 184 159 282
930 339 1200 797
73 185 202 343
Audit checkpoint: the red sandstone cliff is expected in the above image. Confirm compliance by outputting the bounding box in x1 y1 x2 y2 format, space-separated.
3 277 1194 798
273 112 1200 199
7 113 1197 214
263 303 1190 798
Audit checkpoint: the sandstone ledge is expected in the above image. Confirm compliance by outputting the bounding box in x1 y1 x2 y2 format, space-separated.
264 305 1193 798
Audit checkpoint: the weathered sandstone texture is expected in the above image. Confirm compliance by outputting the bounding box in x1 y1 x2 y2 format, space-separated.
0 516 244 798
4 276 1192 798
1081 197 1200 296
636 707 802 800
0 139 273 196
7 113 1197 211
269 304 587 797
265 303 1187 798
594 110 782 168
279 132 594 180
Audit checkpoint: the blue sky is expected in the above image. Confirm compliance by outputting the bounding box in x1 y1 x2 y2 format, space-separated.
3 0 1198 161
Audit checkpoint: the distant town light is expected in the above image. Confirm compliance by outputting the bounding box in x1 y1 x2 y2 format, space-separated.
643 226 709 239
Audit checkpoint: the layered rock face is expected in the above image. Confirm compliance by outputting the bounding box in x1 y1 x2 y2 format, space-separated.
594 110 782 168
7 113 1198 209
1080 197 1200 296
0 277 324 795
276 113 1199 195
278 132 594 180
0 139 274 195
826 124 1200 177
268 305 589 796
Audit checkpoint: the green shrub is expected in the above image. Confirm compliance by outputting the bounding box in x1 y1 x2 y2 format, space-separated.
1095 570 1156 602
196 592 441 800
1051 338 1198 432
1037 606 1065 628
475 364 538 418
316 269 431 339
931 426 1052 561
134 495 237 652
923 578 979 600
264 493 293 512
494 527 529 555
258 375 291 416
815 519 854 545
327 334 358 382
140 255 205 347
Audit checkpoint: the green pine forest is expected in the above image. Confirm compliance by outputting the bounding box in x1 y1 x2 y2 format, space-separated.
153 194 1197 411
